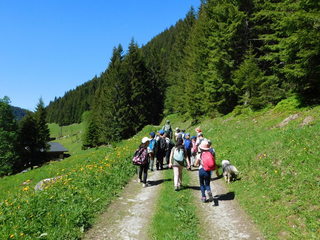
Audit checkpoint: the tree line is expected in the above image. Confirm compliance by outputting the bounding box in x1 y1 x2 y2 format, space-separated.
0 97 50 176
45 0 319 146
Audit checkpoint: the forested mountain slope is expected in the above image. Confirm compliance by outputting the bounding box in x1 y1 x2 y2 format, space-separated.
46 0 320 146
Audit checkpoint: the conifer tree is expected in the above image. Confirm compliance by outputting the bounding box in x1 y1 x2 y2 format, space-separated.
18 112 38 169
0 97 18 175
123 39 152 133
233 48 264 108
165 8 196 114
34 98 50 152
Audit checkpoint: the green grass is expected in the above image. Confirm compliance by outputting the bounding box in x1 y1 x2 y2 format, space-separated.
150 169 200 240
0 123 158 239
1 102 319 239
48 123 84 154
166 105 320 239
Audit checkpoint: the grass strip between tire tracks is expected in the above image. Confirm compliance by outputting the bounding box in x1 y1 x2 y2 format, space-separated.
149 168 200 240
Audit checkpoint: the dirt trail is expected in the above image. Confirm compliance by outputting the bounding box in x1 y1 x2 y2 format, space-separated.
189 169 264 240
84 167 264 240
83 170 163 240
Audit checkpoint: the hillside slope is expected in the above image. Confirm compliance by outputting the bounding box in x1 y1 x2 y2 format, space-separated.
1 104 319 239
164 106 319 239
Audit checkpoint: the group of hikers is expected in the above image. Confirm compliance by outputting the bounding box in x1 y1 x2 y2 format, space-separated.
133 120 218 203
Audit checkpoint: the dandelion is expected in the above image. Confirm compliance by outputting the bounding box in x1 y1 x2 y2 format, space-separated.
274 170 278 173
22 186 30 191
9 234 14 238
20 233 24 237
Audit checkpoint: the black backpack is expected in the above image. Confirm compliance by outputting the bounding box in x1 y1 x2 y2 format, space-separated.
158 137 167 151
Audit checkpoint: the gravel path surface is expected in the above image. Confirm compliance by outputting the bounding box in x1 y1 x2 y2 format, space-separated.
83 170 163 240
189 169 265 240
84 167 264 240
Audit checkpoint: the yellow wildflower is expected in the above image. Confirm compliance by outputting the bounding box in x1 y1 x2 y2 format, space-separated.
22 186 30 191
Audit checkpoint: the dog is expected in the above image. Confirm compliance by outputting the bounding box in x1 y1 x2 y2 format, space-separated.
221 160 239 183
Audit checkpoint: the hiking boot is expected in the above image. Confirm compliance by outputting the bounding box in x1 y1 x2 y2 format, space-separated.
201 197 207 203
174 186 179 191
207 191 214 202
142 183 149 188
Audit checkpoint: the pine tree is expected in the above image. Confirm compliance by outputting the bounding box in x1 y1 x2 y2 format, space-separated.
165 8 196 115
0 97 19 175
18 112 38 169
233 48 264 108
123 39 152 134
34 98 50 152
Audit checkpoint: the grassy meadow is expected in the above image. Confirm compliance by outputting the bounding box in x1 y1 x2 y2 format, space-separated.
0 123 157 239
165 104 320 239
1 99 319 239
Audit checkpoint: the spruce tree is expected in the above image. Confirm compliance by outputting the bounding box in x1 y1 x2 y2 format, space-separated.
34 98 50 152
123 39 152 134
233 48 264 108
18 112 38 169
0 97 18 175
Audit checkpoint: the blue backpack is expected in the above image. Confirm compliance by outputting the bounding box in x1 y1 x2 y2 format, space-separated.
184 139 192 150
148 139 156 151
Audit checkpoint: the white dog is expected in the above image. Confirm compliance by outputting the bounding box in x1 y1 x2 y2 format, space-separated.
221 160 239 183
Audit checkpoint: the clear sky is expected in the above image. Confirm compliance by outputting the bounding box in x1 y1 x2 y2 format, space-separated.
0 0 200 111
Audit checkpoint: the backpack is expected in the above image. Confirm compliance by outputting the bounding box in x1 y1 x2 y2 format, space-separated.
148 139 156 151
184 139 192 150
158 137 167 151
201 151 215 171
132 147 148 165
191 141 197 153
173 148 184 162
163 124 172 133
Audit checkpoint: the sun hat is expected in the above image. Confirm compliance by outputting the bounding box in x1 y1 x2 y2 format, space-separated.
197 132 203 137
166 120 170 123
199 140 210 151
195 127 202 133
191 136 196 140
141 137 151 144
185 133 190 137
159 130 165 135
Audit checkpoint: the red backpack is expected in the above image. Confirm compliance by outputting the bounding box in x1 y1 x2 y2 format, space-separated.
201 151 215 171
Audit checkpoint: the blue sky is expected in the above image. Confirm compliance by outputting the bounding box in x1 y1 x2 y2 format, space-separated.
0 0 200 111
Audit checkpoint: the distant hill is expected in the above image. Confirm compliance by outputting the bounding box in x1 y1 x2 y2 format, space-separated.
11 106 29 121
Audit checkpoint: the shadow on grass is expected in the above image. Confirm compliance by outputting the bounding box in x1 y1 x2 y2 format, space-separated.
212 192 235 206
183 185 201 191
148 178 172 186
211 175 223 181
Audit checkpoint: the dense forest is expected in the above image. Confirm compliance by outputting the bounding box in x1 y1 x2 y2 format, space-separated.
45 0 319 146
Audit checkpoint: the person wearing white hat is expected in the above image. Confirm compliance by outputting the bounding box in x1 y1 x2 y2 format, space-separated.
138 137 150 187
